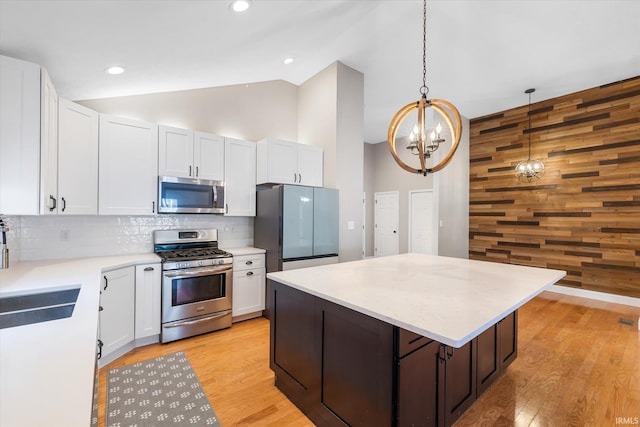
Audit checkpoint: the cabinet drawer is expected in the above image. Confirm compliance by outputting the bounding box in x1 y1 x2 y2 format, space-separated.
398 328 434 358
233 254 265 271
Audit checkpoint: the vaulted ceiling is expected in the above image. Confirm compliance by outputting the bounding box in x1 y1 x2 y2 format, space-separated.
1 0 638 143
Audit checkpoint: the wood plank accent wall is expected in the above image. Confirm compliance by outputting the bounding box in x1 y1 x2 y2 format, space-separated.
469 76 640 298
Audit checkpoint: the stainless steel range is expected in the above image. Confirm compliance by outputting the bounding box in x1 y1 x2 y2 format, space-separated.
154 229 233 343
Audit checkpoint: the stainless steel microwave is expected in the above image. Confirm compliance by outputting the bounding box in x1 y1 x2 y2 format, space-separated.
158 176 225 214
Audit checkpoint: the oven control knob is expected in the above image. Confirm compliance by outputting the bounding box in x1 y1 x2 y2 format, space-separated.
198 260 205 266
218 259 224 264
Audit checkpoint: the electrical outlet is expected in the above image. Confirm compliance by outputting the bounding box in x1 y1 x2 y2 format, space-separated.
60 230 70 241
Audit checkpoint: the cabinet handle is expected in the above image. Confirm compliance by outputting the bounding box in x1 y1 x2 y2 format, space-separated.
103 275 108 291
152 201 155 213
144 266 154 271
298 173 302 183
225 203 228 214
99 305 103 311
61 197 66 212
246 271 254 276
97 339 103 360
245 260 253 265
49 195 56 211
293 173 297 183
195 166 199 177
189 165 192 177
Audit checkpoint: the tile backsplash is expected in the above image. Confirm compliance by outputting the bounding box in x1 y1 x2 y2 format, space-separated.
4 215 253 261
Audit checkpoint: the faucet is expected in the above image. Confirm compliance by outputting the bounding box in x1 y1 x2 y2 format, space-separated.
0 214 8 269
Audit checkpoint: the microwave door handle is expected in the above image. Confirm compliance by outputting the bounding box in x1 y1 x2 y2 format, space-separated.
164 265 232 279
213 186 217 205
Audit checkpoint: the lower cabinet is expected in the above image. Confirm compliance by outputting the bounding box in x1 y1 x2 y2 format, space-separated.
270 280 518 427
134 263 161 339
232 253 265 321
100 267 135 363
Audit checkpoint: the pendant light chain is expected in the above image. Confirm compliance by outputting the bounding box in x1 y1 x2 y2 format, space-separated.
420 0 429 97
528 90 532 160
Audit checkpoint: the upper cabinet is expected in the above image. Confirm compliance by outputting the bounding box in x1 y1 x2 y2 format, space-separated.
0 55 44 215
99 115 158 215
40 69 59 215
256 138 323 187
158 125 224 181
56 98 99 215
224 137 256 216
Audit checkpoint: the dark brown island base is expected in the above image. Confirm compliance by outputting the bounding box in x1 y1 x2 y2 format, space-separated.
269 280 518 427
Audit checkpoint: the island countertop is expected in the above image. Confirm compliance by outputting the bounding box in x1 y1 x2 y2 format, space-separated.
267 253 566 347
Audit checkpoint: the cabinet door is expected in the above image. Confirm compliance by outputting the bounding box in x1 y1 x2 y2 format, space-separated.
224 137 256 216
135 263 161 339
297 144 323 187
0 55 41 215
266 138 298 184
194 131 224 180
232 268 265 317
100 267 135 359
398 339 440 427
58 98 99 214
499 311 518 369
158 125 193 178
442 341 477 426
476 325 499 395
99 115 158 215
40 68 59 215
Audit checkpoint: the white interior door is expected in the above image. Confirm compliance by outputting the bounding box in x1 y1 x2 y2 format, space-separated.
374 191 399 257
409 190 437 254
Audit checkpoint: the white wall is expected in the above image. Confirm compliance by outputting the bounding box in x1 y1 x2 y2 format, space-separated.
298 62 365 262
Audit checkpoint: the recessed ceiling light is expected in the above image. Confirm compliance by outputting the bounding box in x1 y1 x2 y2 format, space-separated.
105 66 125 75
230 0 251 13
283 57 294 65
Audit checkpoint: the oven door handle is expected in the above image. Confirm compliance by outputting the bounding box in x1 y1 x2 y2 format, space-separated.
164 311 231 328
164 265 232 279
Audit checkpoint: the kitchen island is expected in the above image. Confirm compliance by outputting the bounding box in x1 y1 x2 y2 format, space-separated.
267 254 566 427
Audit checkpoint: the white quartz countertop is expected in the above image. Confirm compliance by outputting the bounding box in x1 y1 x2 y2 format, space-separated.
0 254 160 427
267 253 566 348
223 246 266 256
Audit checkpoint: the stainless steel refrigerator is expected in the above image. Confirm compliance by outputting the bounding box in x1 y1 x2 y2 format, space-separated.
255 185 339 274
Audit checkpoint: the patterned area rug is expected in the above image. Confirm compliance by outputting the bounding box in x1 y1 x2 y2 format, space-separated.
106 351 221 426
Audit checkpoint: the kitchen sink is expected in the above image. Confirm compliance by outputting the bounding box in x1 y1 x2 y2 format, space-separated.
0 286 80 329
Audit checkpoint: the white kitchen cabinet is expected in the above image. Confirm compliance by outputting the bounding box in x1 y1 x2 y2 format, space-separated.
224 137 256 216
0 55 43 215
134 263 161 340
256 137 323 187
56 98 99 214
99 115 158 215
232 253 265 320
100 266 135 362
194 131 225 180
297 144 323 187
158 126 225 180
39 69 59 215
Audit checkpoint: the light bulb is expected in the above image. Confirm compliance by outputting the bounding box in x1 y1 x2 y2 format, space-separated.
435 122 442 134
430 130 436 141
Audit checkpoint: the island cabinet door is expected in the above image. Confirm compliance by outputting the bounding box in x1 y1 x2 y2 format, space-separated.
499 311 518 370
269 281 320 414
316 299 395 427
442 340 477 426
476 310 518 395
397 333 440 427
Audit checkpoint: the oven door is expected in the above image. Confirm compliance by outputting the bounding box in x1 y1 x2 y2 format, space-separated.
162 264 232 323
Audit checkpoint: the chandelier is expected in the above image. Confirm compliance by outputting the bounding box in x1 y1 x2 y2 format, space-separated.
515 88 545 182
387 0 462 176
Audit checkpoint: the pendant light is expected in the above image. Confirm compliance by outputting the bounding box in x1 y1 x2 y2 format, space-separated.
515 88 545 182
387 0 462 176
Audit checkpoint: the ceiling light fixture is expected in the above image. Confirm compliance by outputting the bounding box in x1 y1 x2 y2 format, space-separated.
105 66 125 75
387 0 461 176
283 57 294 65
515 88 545 182
230 0 251 13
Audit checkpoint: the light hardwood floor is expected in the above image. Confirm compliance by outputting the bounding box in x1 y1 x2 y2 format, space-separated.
98 291 640 426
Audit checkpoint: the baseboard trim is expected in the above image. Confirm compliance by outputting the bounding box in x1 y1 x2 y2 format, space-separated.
546 284 640 308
